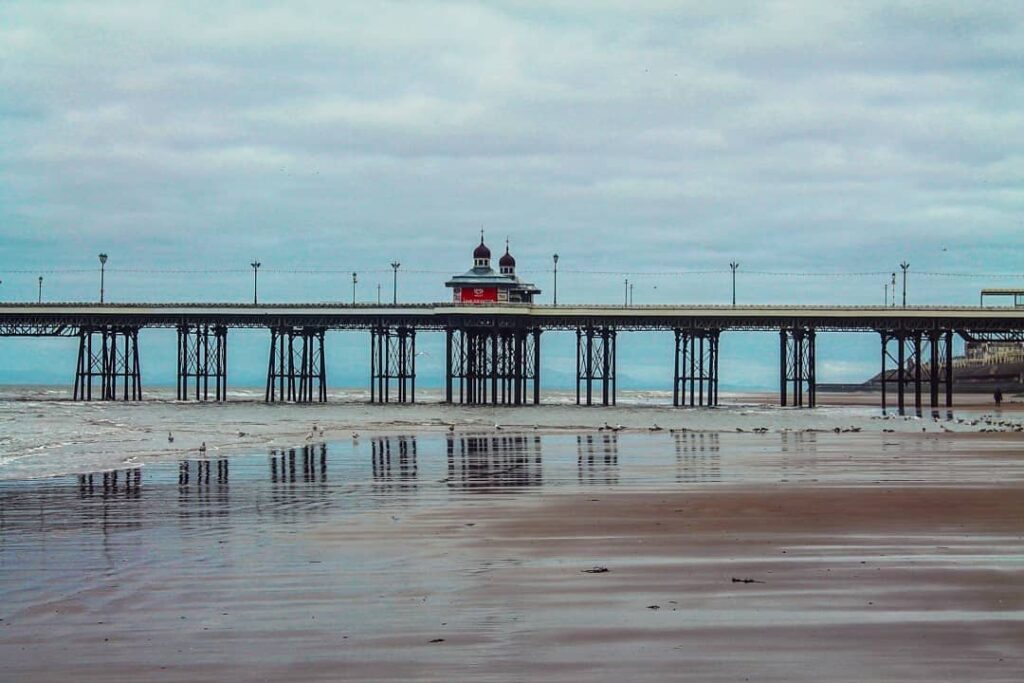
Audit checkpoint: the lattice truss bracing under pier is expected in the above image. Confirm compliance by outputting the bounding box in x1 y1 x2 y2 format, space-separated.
445 328 541 405
265 327 327 403
370 327 416 404
780 328 816 408
673 329 720 407
576 327 616 406
73 326 142 401
177 324 227 401
880 330 954 416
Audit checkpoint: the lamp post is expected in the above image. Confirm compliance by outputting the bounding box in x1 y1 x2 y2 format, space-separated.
390 262 400 304
377 283 381 305
352 272 357 305
890 272 896 307
629 282 634 307
729 261 739 306
624 277 629 307
552 253 559 306
250 261 261 305
884 282 888 307
38 276 43 303
899 261 909 307
98 253 108 303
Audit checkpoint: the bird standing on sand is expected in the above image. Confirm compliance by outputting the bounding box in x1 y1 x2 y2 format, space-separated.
650 423 663 432
199 442 207 454
447 424 455 432
352 431 359 440
168 432 174 443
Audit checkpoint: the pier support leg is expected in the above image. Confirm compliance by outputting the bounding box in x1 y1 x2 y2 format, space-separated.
920 330 955 416
880 329 954 417
445 327 540 405
176 325 227 401
913 332 923 415
779 328 815 408
73 327 142 401
576 327 615 406
945 330 954 410
265 327 327 403
897 332 906 415
370 327 416 403
445 328 454 403
880 332 888 414
673 329 720 407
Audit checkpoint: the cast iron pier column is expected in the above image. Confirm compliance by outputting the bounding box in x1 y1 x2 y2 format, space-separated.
576 326 616 406
673 329 720 407
445 326 540 405
176 324 227 401
779 327 815 408
73 326 143 401
370 326 416 403
265 327 327 403
880 329 954 416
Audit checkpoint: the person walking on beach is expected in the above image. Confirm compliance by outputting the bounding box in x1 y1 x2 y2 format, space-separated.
994 389 1003 406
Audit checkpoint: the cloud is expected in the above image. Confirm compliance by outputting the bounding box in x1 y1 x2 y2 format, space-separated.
1 1 1023 385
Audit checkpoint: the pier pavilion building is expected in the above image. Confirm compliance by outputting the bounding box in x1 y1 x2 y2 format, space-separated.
445 234 540 304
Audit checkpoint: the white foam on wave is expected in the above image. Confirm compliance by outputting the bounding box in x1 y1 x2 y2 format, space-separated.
0 387 1018 480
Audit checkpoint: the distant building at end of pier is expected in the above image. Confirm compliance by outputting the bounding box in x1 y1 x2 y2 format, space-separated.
445 233 540 304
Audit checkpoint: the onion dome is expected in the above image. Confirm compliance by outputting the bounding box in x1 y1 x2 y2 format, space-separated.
473 230 491 268
473 239 491 260
499 247 515 269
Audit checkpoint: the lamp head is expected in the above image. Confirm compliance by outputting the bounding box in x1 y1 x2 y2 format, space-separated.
98 253 108 265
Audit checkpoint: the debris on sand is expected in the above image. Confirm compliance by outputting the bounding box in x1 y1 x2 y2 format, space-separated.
646 605 661 610
731 577 766 584
429 638 445 643
582 567 609 574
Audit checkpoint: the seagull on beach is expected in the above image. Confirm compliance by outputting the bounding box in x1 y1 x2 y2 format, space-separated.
649 423 663 432
352 431 359 440
198 442 207 454
168 432 174 443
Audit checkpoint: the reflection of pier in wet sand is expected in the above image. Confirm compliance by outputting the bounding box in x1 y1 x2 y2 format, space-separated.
446 434 543 491
371 436 418 490
270 445 327 484
2 428 1023 682
673 432 721 483
577 433 619 486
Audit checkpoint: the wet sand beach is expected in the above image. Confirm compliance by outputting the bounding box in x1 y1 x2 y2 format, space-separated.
1 423 1023 681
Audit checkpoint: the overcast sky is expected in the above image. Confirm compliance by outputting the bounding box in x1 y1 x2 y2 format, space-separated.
1 1 1022 388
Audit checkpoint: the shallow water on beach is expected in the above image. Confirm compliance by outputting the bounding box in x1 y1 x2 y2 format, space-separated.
2 386 1021 480
1 428 1023 682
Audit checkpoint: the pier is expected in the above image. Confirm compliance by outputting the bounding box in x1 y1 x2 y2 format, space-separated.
2 301 1022 414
